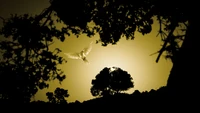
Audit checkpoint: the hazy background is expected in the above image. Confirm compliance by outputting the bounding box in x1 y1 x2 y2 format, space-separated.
0 0 172 102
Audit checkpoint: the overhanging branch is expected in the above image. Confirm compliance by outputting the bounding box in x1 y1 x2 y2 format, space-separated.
155 21 177 63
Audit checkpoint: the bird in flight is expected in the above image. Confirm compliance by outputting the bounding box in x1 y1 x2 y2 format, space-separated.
64 41 93 63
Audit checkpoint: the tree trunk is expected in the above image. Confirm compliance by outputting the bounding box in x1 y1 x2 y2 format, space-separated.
167 17 199 108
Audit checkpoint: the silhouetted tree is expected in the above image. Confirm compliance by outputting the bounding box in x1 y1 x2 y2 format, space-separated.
0 13 67 103
46 87 69 104
91 67 134 97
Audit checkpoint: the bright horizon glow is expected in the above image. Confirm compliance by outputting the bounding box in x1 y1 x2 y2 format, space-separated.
34 29 173 102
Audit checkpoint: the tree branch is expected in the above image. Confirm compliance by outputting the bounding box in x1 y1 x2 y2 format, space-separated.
25 6 53 64
155 21 177 63
42 10 53 51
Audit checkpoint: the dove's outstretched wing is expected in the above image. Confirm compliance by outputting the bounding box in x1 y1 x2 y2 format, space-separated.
82 41 93 56
64 53 81 59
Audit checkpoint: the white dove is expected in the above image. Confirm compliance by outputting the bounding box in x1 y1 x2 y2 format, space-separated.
64 41 93 63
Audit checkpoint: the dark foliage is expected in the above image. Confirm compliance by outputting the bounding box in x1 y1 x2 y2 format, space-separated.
46 87 69 104
0 13 68 103
50 0 192 63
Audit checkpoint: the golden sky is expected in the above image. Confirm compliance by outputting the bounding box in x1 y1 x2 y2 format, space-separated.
0 0 172 102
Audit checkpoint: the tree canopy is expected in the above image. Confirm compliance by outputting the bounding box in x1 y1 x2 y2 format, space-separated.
90 67 134 97
49 0 191 63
